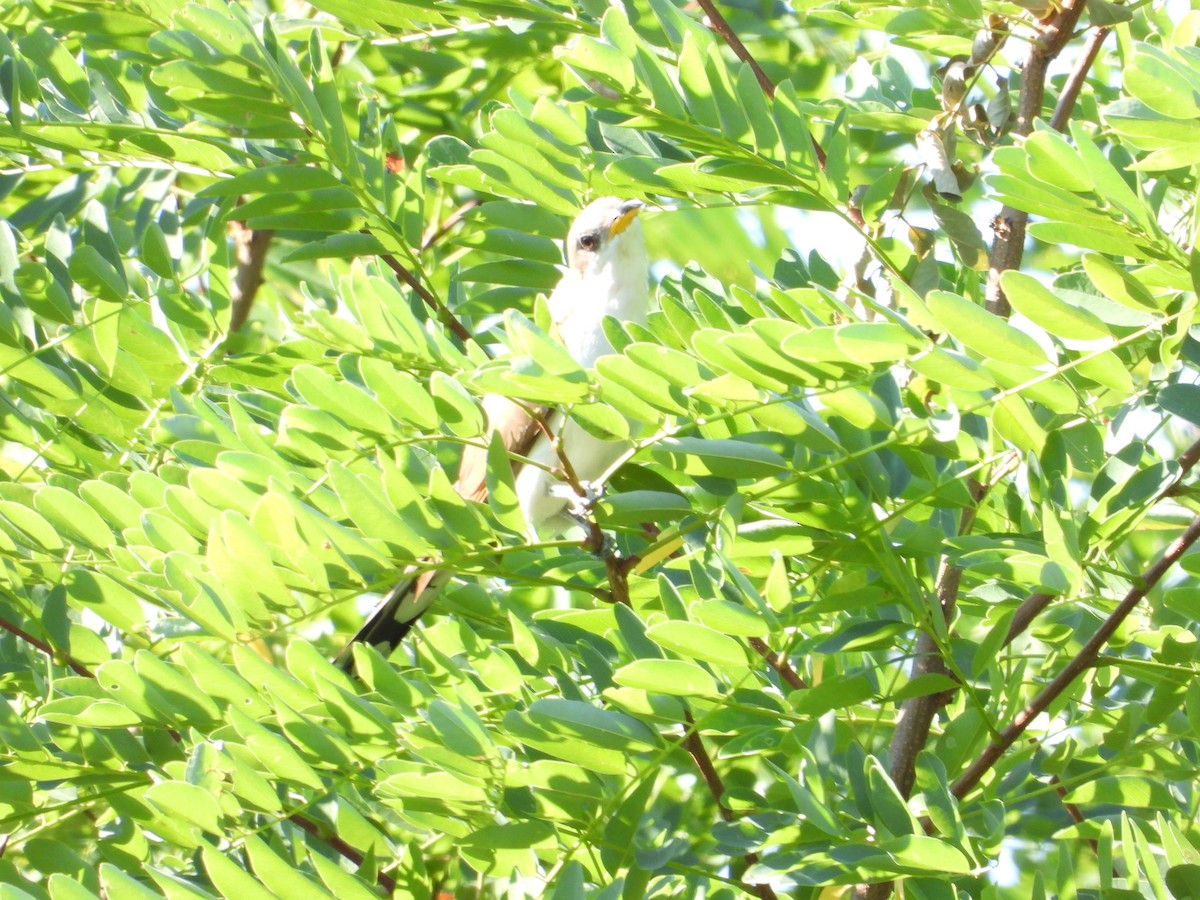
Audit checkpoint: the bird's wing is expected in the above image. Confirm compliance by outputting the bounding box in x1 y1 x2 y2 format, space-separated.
334 567 446 671
455 394 547 503
337 395 551 672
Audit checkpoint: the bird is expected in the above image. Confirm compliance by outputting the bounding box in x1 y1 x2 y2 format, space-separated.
336 197 651 670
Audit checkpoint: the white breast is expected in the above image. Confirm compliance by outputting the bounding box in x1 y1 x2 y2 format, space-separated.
519 219 650 533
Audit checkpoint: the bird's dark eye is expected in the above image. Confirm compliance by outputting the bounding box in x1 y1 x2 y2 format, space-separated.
578 233 599 251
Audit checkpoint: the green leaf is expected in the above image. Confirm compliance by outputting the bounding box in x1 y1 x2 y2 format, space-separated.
284 232 386 262
32 487 114 551
527 698 660 751
613 659 718 696
19 28 90 108
145 782 224 836
430 372 485 437
242 835 334 899
99 864 168 900
651 437 788 479
1025 129 1093 193
1158 384 1200 427
503 711 630 775
644 621 745 666
48 874 101 900
227 706 326 791
866 756 919 837
39 697 141 728
1001 271 1111 341
64 569 145 631
692 600 768 637
833 323 926 362
1166 864 1200 900
927 290 1050 366
328 461 426 555
1125 45 1200 119
202 844 278 900
993 394 1047 453
69 245 126 302
594 490 690 526
292 364 393 435
878 834 971 874
197 164 343 197
1081 253 1161 312
1065 775 1175 810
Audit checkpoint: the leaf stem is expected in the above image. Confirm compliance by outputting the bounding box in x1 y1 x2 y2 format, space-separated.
953 513 1200 799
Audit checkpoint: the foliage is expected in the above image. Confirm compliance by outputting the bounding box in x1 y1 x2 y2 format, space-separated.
1 0 1199 897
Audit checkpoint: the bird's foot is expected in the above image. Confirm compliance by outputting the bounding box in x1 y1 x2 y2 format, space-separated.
550 480 604 520
550 481 613 555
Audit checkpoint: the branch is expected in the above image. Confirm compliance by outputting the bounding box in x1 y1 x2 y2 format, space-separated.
420 198 480 252
856 471 1000 900
694 0 774 98
287 813 396 893
375 246 474 344
985 0 1090 316
748 637 806 690
227 221 274 335
886 563 964 799
0 612 93 677
681 711 779 900
953 514 1200 800
693 0 827 171
1049 26 1112 132
1005 434 1200 646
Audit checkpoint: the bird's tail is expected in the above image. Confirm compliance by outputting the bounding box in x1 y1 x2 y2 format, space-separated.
335 568 446 672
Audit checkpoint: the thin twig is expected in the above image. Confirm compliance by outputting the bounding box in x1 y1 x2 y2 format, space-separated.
681 711 779 900
682 710 731 821
985 0 1088 316
858 470 997 899
1049 26 1111 132
953 514 1200 799
748 637 806 690
287 813 397 893
693 0 774 98
0 612 93 677
693 0 827 170
1005 434 1200 645
227 221 274 335
420 198 480 251
375 246 474 343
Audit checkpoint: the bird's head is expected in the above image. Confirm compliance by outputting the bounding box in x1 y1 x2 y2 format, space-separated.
566 197 646 278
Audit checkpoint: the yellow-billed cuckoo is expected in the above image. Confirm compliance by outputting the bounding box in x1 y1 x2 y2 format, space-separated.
337 197 650 668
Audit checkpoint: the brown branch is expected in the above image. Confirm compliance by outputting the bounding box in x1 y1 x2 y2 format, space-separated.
985 0 1089 316
886 563 964 799
227 221 274 335
1049 26 1112 132
375 246 474 344
953 514 1200 800
694 0 774 98
287 813 396 893
748 637 806 690
420 198 480 252
0 612 93 677
1005 434 1200 646
682 710 731 820
681 711 779 900
693 0 827 172
857 470 999 899
1049 773 1090 833
1004 591 1056 645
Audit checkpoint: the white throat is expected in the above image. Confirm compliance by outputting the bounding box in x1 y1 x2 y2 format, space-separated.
549 219 649 368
